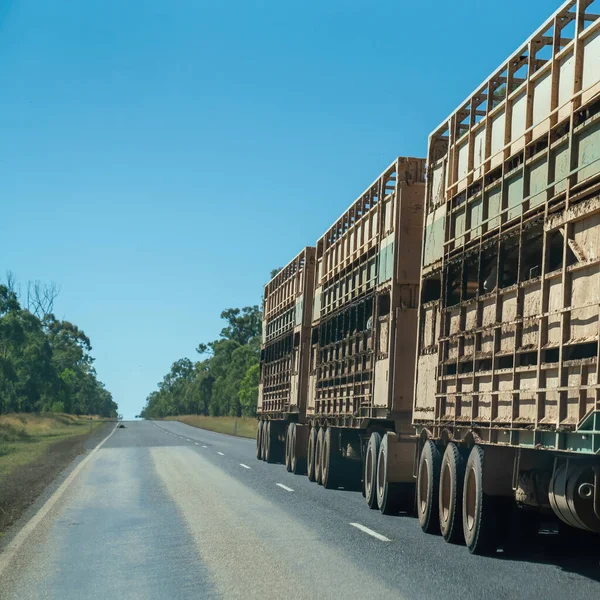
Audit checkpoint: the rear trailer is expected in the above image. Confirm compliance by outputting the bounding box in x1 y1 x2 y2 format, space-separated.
257 247 316 471
414 0 600 553
306 157 425 513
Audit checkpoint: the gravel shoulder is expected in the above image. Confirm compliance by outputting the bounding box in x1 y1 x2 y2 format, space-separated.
0 421 113 534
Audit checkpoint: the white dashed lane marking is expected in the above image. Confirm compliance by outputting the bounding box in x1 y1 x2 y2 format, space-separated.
276 483 294 492
217 452 225 456
240 463 251 469
349 523 391 542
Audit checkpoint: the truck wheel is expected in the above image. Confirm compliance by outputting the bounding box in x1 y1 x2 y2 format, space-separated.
376 435 415 515
322 427 340 489
265 421 279 464
261 421 268 461
285 423 294 472
315 427 325 485
417 440 441 534
256 421 263 460
307 426 318 481
439 442 465 544
290 423 303 474
365 431 382 509
463 445 501 554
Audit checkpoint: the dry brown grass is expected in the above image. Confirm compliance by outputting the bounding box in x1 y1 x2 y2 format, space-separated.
163 415 257 439
0 413 110 478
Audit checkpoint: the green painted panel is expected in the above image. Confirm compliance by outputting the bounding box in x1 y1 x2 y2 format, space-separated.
423 206 445 266
552 143 569 194
565 432 599 454
385 241 394 282
454 207 466 246
577 119 600 183
470 197 483 238
486 185 502 230
507 173 523 221
528 157 548 208
377 237 394 284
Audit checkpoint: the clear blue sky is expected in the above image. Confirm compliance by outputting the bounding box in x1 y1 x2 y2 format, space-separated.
0 0 559 418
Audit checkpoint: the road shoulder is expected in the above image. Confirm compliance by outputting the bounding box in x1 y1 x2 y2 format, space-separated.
0 422 113 536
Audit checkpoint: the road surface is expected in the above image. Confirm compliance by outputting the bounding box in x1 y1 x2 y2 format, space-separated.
0 420 599 599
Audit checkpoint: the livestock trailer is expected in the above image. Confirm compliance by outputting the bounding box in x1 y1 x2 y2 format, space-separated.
256 247 316 471
414 0 600 553
305 157 426 513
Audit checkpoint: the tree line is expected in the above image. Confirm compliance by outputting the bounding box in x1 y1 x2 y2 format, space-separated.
140 305 262 419
0 275 118 418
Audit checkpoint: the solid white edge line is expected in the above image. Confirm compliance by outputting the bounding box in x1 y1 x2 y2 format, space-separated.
276 483 294 492
239 463 251 469
0 423 119 576
349 523 391 542
217 451 225 456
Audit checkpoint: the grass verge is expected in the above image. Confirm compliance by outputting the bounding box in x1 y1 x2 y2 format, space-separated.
0 413 108 479
164 415 257 439
0 413 111 532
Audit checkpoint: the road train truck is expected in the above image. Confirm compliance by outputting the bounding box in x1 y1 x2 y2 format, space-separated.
257 0 600 556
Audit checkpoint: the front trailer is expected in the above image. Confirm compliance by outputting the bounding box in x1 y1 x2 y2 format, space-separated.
413 0 600 553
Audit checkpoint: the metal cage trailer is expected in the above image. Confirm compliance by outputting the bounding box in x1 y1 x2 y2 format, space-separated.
256 247 316 471
304 157 426 512
414 0 600 554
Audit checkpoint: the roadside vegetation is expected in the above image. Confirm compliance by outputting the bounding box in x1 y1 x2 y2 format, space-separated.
164 415 257 439
140 269 283 421
140 304 264 419
0 412 112 531
0 274 118 418
0 413 109 478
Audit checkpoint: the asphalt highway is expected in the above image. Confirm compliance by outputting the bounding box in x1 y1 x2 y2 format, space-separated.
0 420 599 599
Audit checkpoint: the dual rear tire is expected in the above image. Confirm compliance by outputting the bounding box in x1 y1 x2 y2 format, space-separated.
416 441 511 554
284 422 306 475
363 431 415 515
307 426 318 482
306 425 359 489
439 443 466 544
256 420 284 464
256 420 263 460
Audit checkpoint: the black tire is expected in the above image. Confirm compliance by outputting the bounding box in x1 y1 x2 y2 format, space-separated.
417 440 442 534
265 421 277 464
462 444 505 555
322 427 339 489
285 423 294 472
256 420 263 461
365 431 382 509
315 427 325 485
261 421 268 461
439 443 466 544
376 435 415 515
307 426 318 482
